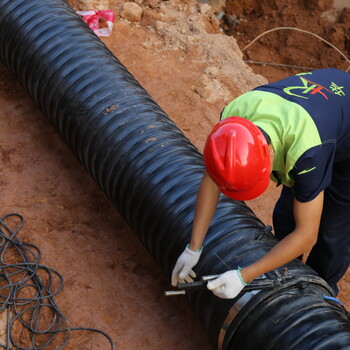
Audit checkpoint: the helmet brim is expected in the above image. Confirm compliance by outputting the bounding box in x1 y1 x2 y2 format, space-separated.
220 174 270 201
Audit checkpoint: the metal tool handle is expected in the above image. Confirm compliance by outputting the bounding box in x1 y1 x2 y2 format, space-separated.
164 274 221 296
164 290 186 297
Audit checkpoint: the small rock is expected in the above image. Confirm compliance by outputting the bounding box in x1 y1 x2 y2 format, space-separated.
121 2 143 22
200 3 212 14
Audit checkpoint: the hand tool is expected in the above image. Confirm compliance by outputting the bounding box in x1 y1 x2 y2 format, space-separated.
164 272 293 297
164 275 220 296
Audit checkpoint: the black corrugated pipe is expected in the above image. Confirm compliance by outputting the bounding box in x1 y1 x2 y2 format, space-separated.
0 0 349 348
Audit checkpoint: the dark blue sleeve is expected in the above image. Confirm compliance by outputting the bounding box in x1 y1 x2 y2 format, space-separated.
290 144 336 202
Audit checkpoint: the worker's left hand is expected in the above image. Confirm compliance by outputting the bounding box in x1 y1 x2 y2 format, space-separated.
207 270 246 299
171 245 202 287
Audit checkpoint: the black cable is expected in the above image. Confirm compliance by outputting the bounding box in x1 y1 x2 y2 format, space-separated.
0 213 115 350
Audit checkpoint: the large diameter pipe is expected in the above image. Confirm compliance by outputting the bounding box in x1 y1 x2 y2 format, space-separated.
0 0 349 348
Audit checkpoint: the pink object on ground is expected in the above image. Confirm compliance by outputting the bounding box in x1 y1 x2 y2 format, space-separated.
77 10 115 37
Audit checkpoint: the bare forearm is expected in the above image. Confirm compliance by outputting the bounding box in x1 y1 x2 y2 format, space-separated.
189 171 220 251
241 192 323 283
241 229 316 283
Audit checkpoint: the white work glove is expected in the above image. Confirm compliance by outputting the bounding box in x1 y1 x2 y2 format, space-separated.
207 269 246 299
171 245 202 287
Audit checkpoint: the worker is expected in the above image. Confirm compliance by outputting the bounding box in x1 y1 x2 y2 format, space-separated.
171 68 350 298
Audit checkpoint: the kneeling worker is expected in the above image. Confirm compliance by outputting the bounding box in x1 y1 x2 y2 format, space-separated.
171 68 350 298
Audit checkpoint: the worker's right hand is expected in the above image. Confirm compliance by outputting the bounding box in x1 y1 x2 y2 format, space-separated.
171 245 202 287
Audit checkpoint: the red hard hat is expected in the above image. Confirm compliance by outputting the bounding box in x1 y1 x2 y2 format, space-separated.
204 116 271 201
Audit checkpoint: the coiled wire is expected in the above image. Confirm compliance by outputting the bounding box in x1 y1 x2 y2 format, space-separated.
0 213 114 350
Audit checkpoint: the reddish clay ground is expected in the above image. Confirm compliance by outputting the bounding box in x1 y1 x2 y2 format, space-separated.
0 0 349 349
